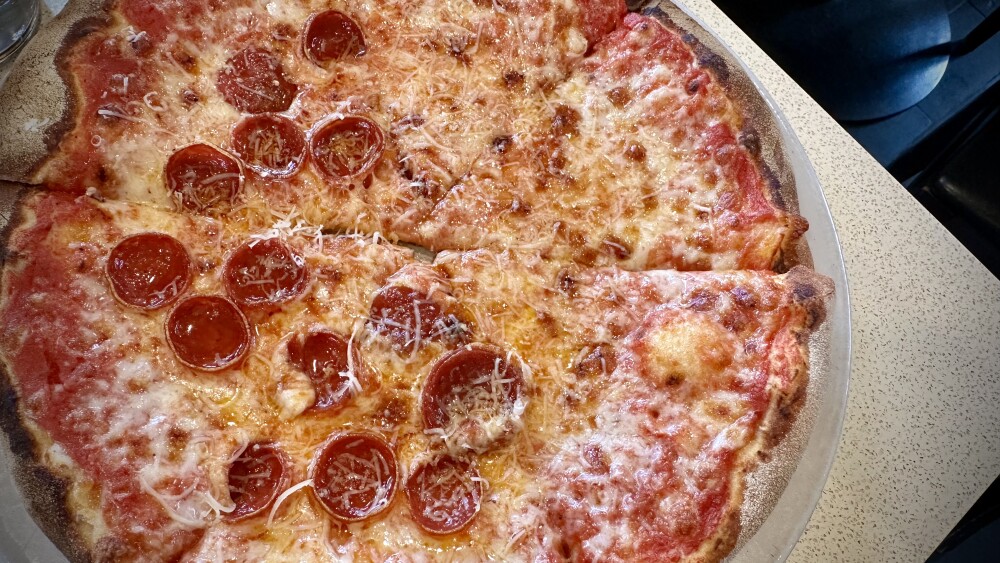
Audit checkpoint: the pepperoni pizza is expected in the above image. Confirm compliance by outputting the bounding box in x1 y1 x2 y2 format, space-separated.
0 1 832 562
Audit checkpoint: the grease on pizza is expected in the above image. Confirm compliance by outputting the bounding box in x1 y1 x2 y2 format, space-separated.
0 1 833 562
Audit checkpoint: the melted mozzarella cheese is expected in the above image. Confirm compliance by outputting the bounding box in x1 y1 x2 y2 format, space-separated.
5 0 823 560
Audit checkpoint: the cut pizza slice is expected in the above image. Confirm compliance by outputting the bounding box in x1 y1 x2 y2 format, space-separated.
0 189 830 562
0 191 418 560
188 248 832 562
0 191 541 561
421 12 807 270
431 249 831 561
17 0 628 242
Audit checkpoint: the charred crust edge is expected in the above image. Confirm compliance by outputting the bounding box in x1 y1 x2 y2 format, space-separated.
0 362 91 563
639 3 808 269
758 265 835 452
0 4 834 562
42 3 116 158
0 182 92 563
694 491 743 563
0 0 114 182
0 182 36 267
786 265 835 328
640 5 731 81
761 366 809 455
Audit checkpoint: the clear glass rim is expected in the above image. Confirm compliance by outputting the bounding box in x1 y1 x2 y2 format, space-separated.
0 0 41 64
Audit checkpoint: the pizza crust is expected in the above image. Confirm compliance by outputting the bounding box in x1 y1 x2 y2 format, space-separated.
638 2 812 271
0 183 91 563
0 192 832 562
0 416 89 563
692 267 830 562
0 2 835 561
0 0 109 184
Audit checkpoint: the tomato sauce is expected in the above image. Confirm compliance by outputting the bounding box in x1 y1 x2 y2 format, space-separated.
0 194 201 557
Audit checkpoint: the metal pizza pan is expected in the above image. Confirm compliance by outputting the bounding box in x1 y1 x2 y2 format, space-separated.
0 1 852 561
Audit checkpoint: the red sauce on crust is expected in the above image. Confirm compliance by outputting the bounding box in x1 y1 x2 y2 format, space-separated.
627 450 735 560
40 33 154 191
582 14 785 269
118 0 249 44
0 194 203 558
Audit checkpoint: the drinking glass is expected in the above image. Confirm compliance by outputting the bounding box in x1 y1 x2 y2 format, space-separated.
0 0 40 64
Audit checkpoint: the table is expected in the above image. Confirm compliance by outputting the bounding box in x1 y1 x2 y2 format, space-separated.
3 1 1000 561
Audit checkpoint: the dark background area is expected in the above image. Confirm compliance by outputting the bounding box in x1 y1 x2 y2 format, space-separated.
712 0 1000 560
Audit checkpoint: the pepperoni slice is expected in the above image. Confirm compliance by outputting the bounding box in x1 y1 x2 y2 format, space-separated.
422 344 525 451
226 442 290 521
287 331 359 411
405 457 483 535
369 286 467 351
165 295 252 371
165 144 243 213
106 233 192 310
309 116 385 179
231 114 307 178
303 11 367 66
223 238 309 308
217 47 297 114
309 433 397 522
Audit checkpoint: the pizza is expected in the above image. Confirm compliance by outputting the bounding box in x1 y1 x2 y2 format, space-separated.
0 0 833 562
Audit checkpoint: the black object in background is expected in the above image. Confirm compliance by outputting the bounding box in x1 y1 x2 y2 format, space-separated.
715 0 952 121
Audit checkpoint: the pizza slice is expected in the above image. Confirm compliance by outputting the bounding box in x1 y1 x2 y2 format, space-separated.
187 249 830 562
0 190 528 561
431 249 831 561
1 191 828 562
421 13 806 270
0 191 415 560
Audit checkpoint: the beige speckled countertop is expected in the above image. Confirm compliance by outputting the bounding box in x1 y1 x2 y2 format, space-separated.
2 1 999 561
675 1 1000 561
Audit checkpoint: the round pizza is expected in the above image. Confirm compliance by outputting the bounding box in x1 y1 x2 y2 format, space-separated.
0 0 833 561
